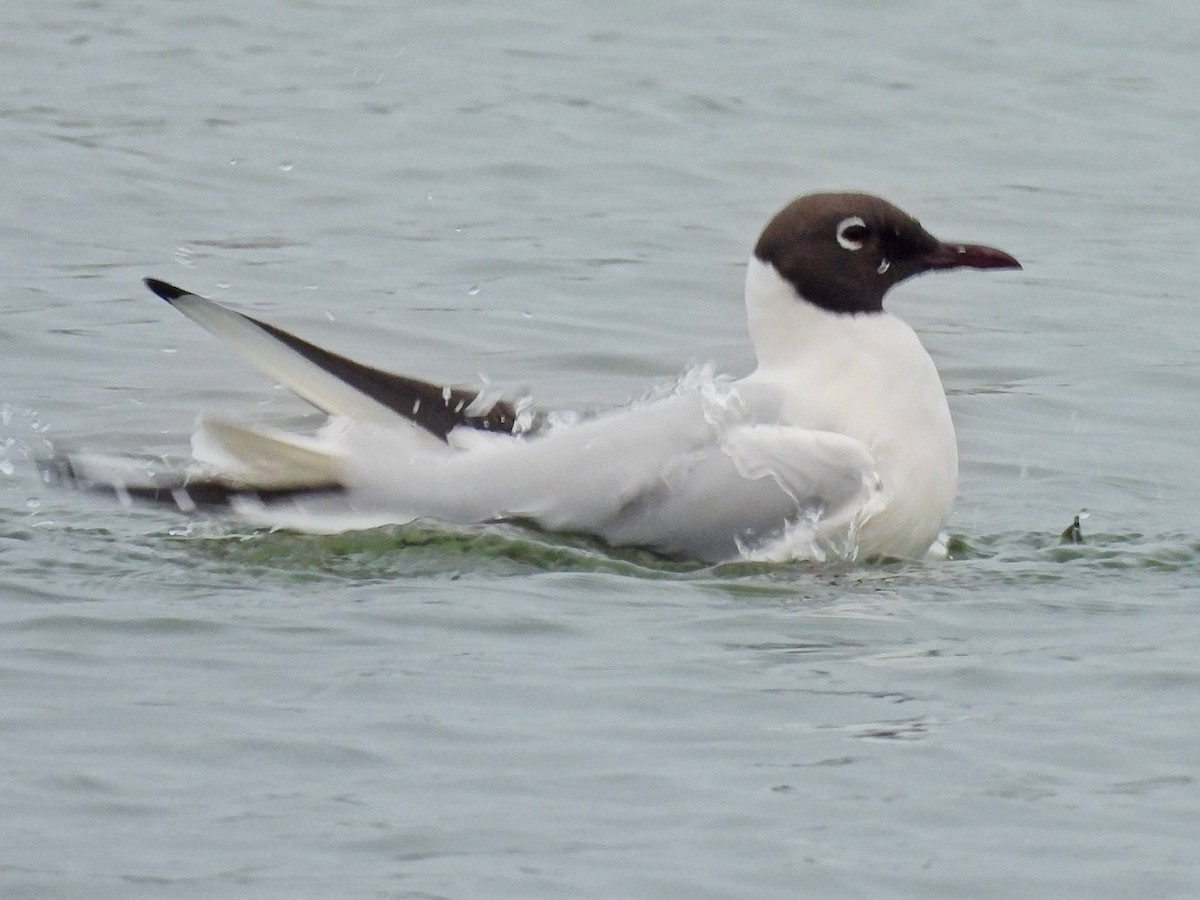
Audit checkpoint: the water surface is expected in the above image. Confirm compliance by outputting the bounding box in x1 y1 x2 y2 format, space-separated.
2 0 1198 897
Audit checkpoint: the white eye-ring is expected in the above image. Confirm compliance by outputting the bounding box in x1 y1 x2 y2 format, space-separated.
836 216 869 251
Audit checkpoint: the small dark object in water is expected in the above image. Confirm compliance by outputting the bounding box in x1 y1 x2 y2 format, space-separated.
1061 515 1084 544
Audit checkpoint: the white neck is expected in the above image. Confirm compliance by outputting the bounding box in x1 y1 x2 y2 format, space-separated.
743 255 877 371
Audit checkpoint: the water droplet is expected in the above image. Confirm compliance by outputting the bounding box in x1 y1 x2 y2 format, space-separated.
0 460 14 476
877 259 891 274
325 310 336 321
467 284 480 296
26 498 40 509
278 162 294 172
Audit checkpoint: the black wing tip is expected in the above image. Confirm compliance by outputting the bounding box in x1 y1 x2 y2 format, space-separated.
143 277 190 303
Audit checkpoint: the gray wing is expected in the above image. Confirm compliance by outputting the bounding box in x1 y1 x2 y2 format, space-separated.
327 387 883 562
590 422 882 561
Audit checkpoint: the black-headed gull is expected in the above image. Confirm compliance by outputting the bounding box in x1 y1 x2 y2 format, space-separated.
51 193 1020 563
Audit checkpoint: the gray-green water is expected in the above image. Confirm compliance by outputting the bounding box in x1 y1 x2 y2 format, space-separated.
2 1 1199 897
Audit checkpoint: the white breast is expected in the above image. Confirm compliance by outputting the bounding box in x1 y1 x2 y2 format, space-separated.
739 257 958 558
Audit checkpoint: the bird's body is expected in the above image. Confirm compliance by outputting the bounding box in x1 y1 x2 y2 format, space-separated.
52 192 1019 564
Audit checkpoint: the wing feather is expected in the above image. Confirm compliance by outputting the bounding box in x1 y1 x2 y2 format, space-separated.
144 278 519 439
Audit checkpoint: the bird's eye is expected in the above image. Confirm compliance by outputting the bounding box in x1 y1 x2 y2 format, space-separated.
836 217 870 251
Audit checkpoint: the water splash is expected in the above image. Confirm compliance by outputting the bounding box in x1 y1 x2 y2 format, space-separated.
0 404 55 480
635 363 738 414
511 394 538 435
738 471 887 564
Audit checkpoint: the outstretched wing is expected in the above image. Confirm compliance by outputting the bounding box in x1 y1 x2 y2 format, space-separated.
315 390 885 562
143 278 520 440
